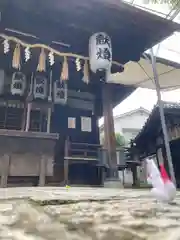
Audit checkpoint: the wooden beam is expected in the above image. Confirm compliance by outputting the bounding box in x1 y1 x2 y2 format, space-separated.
25 102 31 132
64 138 69 185
21 103 27 131
47 107 51 134
64 157 98 161
157 148 164 165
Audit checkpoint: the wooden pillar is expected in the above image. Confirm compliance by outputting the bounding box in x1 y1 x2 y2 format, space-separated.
122 170 125 185
157 148 164 165
47 107 51 133
64 138 69 185
39 156 47 186
102 83 117 178
1 155 10 188
141 160 148 183
21 103 26 131
132 165 138 186
25 102 32 132
156 136 164 167
131 154 140 186
100 167 106 186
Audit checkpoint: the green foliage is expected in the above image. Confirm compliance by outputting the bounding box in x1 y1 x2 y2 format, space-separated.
100 132 125 147
148 0 180 8
115 133 126 147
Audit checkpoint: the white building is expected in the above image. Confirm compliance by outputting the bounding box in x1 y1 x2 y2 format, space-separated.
100 107 150 146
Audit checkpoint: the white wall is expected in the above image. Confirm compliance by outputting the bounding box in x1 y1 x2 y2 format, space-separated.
100 109 149 183
119 169 133 185
113 110 149 145
122 130 139 145
100 109 149 145
114 110 149 133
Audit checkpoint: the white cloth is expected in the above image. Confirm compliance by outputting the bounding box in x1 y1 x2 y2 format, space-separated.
146 158 164 189
146 158 176 203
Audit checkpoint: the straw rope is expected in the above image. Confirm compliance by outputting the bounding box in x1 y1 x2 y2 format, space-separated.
0 34 124 68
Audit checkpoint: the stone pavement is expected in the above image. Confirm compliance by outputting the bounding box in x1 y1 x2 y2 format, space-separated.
0 187 179 239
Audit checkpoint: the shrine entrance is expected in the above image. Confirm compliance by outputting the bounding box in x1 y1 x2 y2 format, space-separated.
0 0 177 187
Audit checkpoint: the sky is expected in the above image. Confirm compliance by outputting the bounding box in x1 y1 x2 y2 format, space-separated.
99 87 180 125
113 87 180 115
99 1 180 125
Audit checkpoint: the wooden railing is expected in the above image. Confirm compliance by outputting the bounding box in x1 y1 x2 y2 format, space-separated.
64 138 101 184
64 138 101 162
63 139 141 184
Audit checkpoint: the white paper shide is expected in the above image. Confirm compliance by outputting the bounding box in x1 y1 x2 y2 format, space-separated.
89 32 112 73
81 117 91 132
68 117 76 129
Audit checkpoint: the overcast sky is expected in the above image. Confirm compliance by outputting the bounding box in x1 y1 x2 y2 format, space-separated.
99 1 180 125
115 1 180 112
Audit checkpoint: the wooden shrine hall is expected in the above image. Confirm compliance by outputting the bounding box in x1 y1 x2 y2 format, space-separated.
132 102 180 188
0 0 178 187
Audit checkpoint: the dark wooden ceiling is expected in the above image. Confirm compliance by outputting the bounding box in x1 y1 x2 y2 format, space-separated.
0 0 179 71
0 0 178 110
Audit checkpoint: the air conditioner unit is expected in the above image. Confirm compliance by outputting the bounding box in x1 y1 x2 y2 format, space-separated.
53 80 67 104
0 69 5 95
33 75 47 100
11 72 26 96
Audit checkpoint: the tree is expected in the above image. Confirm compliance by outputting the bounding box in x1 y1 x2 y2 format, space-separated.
148 0 180 8
100 132 126 147
115 133 126 147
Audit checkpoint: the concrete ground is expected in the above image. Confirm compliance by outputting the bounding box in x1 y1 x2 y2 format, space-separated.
0 187 179 239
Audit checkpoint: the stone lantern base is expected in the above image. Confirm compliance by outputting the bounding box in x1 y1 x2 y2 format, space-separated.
104 179 123 188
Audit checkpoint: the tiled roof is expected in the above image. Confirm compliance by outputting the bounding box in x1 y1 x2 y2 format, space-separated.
134 101 180 143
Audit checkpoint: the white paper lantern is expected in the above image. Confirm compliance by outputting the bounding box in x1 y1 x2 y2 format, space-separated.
89 32 112 73
33 75 47 99
53 80 67 104
11 72 26 96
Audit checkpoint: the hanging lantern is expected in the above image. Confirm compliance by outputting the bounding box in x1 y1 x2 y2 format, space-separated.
11 72 26 96
33 74 48 99
89 32 112 73
53 80 67 104
24 47 31 62
3 39 10 54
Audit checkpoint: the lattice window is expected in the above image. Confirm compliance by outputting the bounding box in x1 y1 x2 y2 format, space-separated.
0 106 23 130
29 110 47 132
